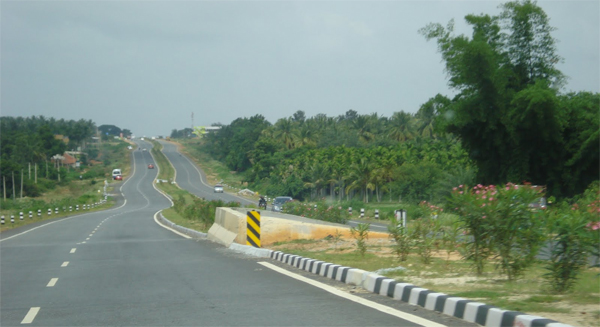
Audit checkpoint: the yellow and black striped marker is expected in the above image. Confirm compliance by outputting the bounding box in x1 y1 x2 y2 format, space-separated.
246 210 261 248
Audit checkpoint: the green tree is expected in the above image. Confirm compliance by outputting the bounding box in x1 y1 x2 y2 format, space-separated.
420 0 578 198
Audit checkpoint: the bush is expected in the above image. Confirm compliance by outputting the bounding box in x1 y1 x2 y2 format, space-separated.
284 201 347 224
544 182 599 293
446 183 547 279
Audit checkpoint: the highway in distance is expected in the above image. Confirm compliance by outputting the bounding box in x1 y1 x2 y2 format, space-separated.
0 140 475 326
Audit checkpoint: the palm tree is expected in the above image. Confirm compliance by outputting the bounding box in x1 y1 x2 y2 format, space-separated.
387 111 415 142
303 163 330 200
352 115 375 144
273 118 298 150
345 157 375 203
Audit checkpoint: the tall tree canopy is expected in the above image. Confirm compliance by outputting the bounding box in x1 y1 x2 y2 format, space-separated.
420 0 596 197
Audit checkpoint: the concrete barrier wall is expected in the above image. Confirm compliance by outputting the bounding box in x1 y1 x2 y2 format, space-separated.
210 207 389 246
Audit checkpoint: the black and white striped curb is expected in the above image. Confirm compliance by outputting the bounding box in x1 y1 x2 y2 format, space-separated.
269 251 573 327
153 211 572 327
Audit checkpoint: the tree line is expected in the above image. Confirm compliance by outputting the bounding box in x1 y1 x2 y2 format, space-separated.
1 116 99 198
192 0 598 202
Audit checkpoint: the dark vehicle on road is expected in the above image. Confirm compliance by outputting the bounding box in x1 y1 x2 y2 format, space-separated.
272 196 292 212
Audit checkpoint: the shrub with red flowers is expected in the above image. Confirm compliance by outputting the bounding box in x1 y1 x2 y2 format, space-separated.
544 182 600 293
447 183 546 279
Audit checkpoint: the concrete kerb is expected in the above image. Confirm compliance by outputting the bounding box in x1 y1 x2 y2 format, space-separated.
155 213 572 327
157 213 207 239
267 250 574 327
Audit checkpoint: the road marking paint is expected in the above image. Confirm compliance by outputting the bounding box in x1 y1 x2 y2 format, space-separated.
82 241 86 244
153 211 191 239
89 234 93 236
47 278 58 287
85 238 90 241
21 307 40 324
0 198 128 243
258 262 447 327
70 248 76 253
61 261 69 267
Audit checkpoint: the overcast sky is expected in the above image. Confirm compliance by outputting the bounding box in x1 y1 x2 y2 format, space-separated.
2 1 598 137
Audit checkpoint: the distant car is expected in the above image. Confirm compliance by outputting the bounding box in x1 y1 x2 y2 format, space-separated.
214 185 224 193
272 196 293 212
148 164 154 169
127 146 133 150
142 148 147 151
112 169 122 179
114 175 123 180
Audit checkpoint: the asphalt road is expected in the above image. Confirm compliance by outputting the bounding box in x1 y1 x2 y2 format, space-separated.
0 140 475 326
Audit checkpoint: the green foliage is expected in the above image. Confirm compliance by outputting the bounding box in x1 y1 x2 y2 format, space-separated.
447 183 548 279
203 115 271 172
420 0 597 199
284 201 347 224
544 182 600 293
387 220 411 262
350 223 370 256
410 214 442 264
0 116 102 198
175 195 240 228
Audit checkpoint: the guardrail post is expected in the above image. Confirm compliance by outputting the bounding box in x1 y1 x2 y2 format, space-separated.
19 212 24 221
48 209 52 216
38 209 41 217
29 211 33 218
360 208 365 218
55 207 58 214
1 215 4 225
348 207 352 215
11 215 15 223
375 209 379 220
395 209 407 231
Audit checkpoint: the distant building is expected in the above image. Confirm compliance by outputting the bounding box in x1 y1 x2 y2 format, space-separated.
54 134 70 144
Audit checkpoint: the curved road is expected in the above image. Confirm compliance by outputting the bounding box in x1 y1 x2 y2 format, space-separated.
0 141 474 326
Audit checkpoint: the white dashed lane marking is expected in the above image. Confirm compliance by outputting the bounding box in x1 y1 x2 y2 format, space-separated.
61 262 69 267
21 307 40 324
46 278 58 287
70 248 76 253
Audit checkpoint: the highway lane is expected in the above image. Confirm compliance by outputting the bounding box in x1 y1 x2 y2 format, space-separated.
158 140 255 206
1 141 474 326
159 139 394 232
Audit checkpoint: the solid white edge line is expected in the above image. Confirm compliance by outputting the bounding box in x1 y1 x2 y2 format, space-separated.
21 307 40 324
0 199 128 243
153 211 191 239
258 262 447 327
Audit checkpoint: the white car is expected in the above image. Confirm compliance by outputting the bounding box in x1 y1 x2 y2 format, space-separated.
214 185 224 193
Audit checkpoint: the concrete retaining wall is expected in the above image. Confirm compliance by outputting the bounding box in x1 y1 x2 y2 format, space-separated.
209 207 389 246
